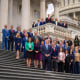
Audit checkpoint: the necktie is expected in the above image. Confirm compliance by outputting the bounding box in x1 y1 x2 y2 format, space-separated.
12 30 13 33
48 18 49 21
53 48 55 52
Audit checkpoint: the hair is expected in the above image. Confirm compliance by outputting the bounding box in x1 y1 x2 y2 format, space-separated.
59 47 63 53
27 37 32 43
34 38 40 44
16 33 20 38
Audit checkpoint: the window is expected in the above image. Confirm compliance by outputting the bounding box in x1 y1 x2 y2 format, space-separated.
73 0 75 3
64 0 65 6
68 0 70 5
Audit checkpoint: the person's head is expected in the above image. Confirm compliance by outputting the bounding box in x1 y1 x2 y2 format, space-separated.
69 38 71 41
41 18 43 21
70 49 73 54
34 38 39 44
34 32 38 36
17 27 21 31
54 40 57 45
65 37 67 40
16 33 20 38
51 18 54 21
33 21 35 24
45 39 48 44
25 33 28 37
11 25 13 29
56 37 58 41
60 20 62 23
4 25 7 29
37 20 40 23
65 42 68 47
41 41 44 45
23 29 26 33
75 46 79 53
55 18 58 21
48 14 50 17
47 34 50 37
29 29 32 32
59 47 63 52
52 42 55 47
65 49 68 54
64 21 66 24
75 35 78 40
27 37 32 43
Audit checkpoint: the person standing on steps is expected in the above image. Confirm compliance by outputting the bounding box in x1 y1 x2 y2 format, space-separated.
8 25 15 51
15 33 22 59
2 25 9 50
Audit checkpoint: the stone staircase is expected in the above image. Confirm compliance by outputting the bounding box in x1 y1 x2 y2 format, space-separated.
0 46 80 80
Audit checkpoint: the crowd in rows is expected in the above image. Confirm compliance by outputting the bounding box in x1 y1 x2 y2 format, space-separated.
2 24 80 74
32 14 68 28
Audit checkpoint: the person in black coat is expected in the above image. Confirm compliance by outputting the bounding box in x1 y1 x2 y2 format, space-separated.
65 49 71 73
51 18 55 24
67 38 72 47
27 29 33 38
8 25 15 51
62 21 68 28
58 20 63 27
32 21 37 28
46 14 51 23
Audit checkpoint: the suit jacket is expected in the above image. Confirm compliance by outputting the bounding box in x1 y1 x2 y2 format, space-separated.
22 37 28 48
40 21 45 25
58 22 63 27
8 29 15 39
32 36 40 42
2 29 9 39
62 23 68 28
67 40 72 46
32 24 37 28
46 17 51 23
51 21 55 24
36 23 40 27
41 45 52 58
27 32 33 38
65 54 71 63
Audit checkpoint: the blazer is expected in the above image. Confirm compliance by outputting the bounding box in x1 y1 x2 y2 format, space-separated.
15 37 22 45
32 36 40 42
58 22 63 27
27 32 33 38
25 42 34 50
40 21 45 25
34 44 40 52
51 47 56 57
15 31 23 38
62 23 68 28
2 29 9 39
32 24 37 28
46 17 51 23
65 54 71 63
41 45 52 58
8 29 15 39
36 23 40 27
74 53 80 62
67 40 72 46
58 52 65 63
22 37 28 48
51 21 55 24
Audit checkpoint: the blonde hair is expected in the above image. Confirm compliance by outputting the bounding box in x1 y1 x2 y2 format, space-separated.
16 33 20 38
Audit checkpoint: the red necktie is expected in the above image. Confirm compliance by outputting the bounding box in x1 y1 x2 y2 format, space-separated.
69 40 70 44
12 30 13 33
53 48 55 52
42 21 43 24
48 18 49 21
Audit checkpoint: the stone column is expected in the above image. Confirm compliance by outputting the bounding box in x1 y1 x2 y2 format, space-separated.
8 0 13 28
73 12 76 19
75 0 78 3
40 0 46 20
61 0 64 7
54 4 59 20
70 0 73 4
65 0 68 6
22 0 31 30
1 0 8 30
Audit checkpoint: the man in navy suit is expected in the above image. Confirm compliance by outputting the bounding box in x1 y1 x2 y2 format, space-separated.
36 20 40 27
40 18 45 25
58 20 63 27
8 25 15 51
27 29 33 38
32 21 37 28
42 39 52 70
2 25 9 50
22 29 26 39
62 21 68 28
46 14 51 23
51 18 55 24
22 33 28 59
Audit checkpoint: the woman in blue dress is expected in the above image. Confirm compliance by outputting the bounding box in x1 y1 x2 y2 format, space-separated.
15 33 22 59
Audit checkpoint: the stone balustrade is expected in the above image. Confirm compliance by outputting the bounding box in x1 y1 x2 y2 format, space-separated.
29 23 72 39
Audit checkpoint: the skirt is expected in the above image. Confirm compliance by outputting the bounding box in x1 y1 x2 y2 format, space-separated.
26 51 33 59
34 52 40 60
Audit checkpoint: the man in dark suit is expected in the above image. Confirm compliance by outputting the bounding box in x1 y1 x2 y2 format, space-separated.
2 25 9 50
62 21 68 28
40 18 45 25
22 29 26 39
42 39 52 70
32 32 40 42
32 21 37 28
58 20 63 27
27 29 33 38
22 33 28 59
46 14 51 23
8 25 15 51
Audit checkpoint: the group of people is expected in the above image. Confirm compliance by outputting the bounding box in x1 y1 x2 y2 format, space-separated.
2 24 80 74
32 14 68 28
